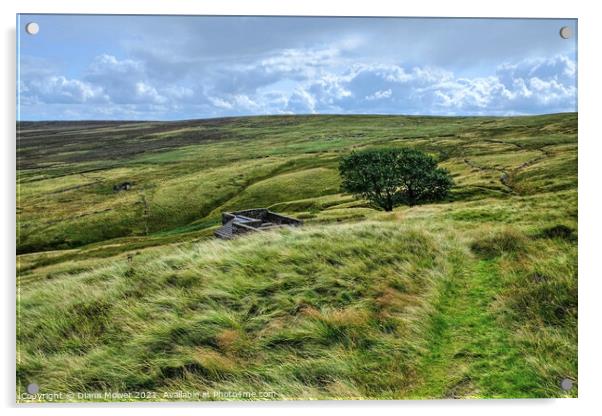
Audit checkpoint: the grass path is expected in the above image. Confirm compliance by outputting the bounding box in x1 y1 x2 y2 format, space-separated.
407 252 542 399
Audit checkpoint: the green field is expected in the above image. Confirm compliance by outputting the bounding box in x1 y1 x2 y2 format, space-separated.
16 113 577 401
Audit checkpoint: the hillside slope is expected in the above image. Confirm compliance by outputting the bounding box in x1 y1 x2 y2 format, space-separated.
17 113 576 255
16 114 577 400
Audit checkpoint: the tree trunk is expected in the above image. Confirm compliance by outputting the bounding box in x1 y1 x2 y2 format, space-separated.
384 193 393 211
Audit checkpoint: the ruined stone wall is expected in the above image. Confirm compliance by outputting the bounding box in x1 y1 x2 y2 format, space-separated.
232 222 262 236
221 208 302 229
266 211 303 226
232 209 269 221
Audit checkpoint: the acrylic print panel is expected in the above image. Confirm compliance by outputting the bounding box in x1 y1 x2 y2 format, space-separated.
16 14 577 402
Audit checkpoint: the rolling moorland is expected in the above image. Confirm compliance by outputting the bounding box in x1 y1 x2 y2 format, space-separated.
16 113 577 401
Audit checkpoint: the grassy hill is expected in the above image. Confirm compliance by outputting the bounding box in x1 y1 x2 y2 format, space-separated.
16 113 577 401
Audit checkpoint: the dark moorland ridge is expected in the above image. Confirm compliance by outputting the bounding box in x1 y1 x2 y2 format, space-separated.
17 113 577 400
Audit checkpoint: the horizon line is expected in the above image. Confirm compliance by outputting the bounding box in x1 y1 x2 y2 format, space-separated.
16 111 578 123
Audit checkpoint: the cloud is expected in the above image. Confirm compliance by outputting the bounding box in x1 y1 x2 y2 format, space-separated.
17 16 577 120
257 47 346 81
118 16 575 70
85 55 159 104
134 82 167 104
25 75 107 104
88 54 144 76
366 89 393 101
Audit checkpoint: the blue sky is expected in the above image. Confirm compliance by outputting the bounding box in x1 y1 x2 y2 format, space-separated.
17 15 577 120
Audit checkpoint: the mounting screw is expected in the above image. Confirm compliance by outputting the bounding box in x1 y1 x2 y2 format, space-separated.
25 22 39 35
559 26 572 39
560 378 574 390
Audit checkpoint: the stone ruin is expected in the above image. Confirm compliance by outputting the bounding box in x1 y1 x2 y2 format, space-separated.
214 208 302 239
113 181 133 192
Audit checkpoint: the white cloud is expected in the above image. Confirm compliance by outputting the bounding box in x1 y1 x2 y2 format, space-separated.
259 47 341 75
27 75 107 104
208 96 233 110
366 89 392 100
18 47 576 119
232 94 260 110
88 54 145 75
134 82 167 104
287 88 318 113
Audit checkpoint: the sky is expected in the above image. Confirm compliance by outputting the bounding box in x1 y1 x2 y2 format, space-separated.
17 15 577 120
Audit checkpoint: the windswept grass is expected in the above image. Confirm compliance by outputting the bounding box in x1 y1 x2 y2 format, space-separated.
18 223 450 400
17 113 577 401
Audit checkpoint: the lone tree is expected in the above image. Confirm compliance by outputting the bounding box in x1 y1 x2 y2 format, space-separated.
339 148 453 211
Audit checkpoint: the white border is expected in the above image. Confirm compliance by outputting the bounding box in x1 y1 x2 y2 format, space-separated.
3 1 600 415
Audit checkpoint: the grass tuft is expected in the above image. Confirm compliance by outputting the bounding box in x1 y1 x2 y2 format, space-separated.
538 224 576 241
470 228 529 259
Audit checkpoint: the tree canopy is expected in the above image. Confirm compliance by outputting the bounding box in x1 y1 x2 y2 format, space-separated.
339 148 454 211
